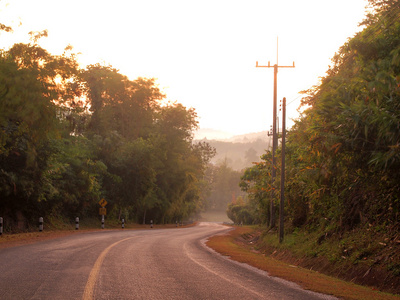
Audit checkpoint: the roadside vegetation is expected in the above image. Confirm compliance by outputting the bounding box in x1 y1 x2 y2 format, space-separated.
228 0 400 295
1 0 399 297
0 28 216 231
207 226 400 300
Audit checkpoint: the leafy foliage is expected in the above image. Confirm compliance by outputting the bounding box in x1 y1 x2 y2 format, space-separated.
241 1 400 235
205 159 245 213
0 35 215 229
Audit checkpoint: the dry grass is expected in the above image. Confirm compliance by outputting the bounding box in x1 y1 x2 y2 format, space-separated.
206 226 400 300
0 230 86 249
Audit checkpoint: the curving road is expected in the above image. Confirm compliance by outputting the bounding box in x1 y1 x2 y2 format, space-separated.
0 222 336 299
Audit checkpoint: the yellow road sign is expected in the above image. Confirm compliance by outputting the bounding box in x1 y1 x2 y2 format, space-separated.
99 207 107 215
99 198 107 207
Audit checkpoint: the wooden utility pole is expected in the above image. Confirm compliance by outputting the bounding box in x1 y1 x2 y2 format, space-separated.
280 97 286 243
256 38 294 229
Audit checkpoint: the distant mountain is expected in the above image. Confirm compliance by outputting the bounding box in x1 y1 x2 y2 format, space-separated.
225 131 270 143
193 128 233 140
194 129 272 170
194 128 270 143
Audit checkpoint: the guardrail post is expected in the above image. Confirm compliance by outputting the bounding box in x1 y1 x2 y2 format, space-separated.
39 217 43 232
0 217 3 236
75 217 79 230
122 218 125 229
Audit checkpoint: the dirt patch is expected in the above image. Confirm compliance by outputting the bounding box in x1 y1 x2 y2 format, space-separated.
0 229 99 250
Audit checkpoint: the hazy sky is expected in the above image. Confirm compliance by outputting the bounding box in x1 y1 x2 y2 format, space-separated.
1 0 368 138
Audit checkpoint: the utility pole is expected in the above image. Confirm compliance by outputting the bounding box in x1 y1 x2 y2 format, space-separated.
280 97 286 243
256 38 294 229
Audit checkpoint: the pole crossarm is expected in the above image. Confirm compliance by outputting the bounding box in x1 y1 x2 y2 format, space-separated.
256 61 295 68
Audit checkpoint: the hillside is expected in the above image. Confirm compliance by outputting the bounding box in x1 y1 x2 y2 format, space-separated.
195 131 272 170
236 1 400 291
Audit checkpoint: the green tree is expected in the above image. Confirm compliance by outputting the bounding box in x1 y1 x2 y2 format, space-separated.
206 159 244 211
226 196 258 225
245 147 258 165
82 64 163 139
239 152 272 225
0 36 82 224
240 1 400 232
151 102 202 222
0 30 215 228
110 138 159 223
39 136 106 218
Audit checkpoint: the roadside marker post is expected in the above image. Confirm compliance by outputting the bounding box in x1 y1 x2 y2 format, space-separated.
150 220 153 228
0 217 3 236
39 217 43 232
122 219 125 229
101 215 105 229
75 217 79 230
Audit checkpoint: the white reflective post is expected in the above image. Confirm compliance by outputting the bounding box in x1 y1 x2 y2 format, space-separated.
39 217 43 232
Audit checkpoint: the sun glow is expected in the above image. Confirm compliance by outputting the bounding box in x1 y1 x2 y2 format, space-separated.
1 0 369 138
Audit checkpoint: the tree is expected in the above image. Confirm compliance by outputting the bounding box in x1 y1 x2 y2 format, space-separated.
151 102 203 222
82 65 163 139
0 30 215 228
110 138 159 223
0 37 82 224
226 196 258 225
245 147 258 165
240 1 400 232
0 46 54 219
39 136 106 218
239 152 272 225
205 159 244 211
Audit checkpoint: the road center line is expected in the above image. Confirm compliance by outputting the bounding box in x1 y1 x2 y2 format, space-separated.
82 237 134 300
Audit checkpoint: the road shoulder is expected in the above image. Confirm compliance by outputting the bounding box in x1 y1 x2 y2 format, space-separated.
206 226 399 300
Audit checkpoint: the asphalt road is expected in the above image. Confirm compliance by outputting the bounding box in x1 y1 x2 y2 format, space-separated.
0 222 337 300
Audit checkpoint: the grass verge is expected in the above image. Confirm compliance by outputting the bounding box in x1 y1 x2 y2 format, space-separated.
206 226 400 300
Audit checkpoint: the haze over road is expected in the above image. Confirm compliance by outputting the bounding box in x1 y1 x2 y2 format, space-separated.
0 223 336 299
